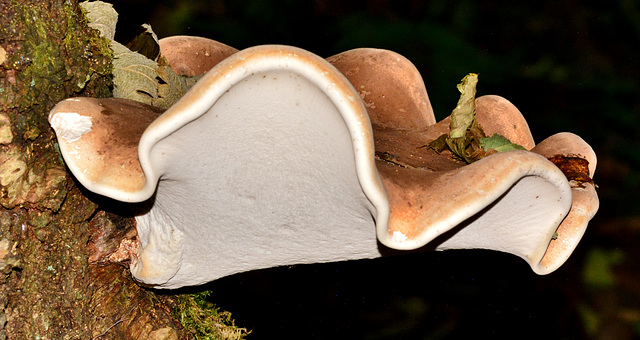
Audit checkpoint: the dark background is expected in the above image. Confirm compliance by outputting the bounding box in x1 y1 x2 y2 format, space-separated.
109 1 639 338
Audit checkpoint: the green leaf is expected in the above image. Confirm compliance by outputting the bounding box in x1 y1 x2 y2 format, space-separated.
479 133 526 152
82 1 202 109
80 1 118 41
111 40 159 105
111 41 199 109
426 73 483 162
449 73 478 138
154 57 204 109
426 73 526 163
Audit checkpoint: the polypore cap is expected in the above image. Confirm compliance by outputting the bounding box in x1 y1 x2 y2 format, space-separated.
49 97 163 201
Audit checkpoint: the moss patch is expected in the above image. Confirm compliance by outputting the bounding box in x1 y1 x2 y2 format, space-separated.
170 291 250 340
0 0 112 142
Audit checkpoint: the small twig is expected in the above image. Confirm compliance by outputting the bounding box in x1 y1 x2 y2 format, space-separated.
375 151 417 169
91 320 123 340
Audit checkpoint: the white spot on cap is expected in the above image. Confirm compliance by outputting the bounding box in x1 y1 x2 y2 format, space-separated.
49 112 92 143
391 230 408 243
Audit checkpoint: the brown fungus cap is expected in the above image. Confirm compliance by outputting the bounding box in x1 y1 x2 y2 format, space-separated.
474 95 535 150
158 36 238 77
49 98 163 199
327 48 436 130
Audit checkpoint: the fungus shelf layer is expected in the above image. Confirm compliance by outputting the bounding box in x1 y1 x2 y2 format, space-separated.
49 39 598 288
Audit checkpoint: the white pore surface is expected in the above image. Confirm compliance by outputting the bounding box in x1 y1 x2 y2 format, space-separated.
434 175 569 273
136 70 381 288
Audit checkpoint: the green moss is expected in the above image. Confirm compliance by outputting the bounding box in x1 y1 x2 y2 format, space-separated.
171 291 250 340
0 0 112 144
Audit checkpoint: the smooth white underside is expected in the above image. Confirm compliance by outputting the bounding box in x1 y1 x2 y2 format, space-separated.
433 174 570 274
133 70 381 287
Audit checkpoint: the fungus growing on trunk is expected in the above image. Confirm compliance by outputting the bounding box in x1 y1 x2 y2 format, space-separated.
49 39 598 288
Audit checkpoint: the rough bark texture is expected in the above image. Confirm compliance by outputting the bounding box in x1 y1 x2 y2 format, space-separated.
0 0 184 338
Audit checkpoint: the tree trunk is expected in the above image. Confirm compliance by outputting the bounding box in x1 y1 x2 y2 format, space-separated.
0 0 184 338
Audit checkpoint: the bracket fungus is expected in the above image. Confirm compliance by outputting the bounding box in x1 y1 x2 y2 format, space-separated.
49 37 598 288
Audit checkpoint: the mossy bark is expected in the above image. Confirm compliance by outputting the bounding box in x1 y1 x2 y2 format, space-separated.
0 0 184 338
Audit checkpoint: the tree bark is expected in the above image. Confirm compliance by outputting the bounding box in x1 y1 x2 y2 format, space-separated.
0 0 184 338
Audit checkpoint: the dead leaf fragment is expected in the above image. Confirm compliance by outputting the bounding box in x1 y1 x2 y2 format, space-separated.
548 155 594 186
426 73 525 163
